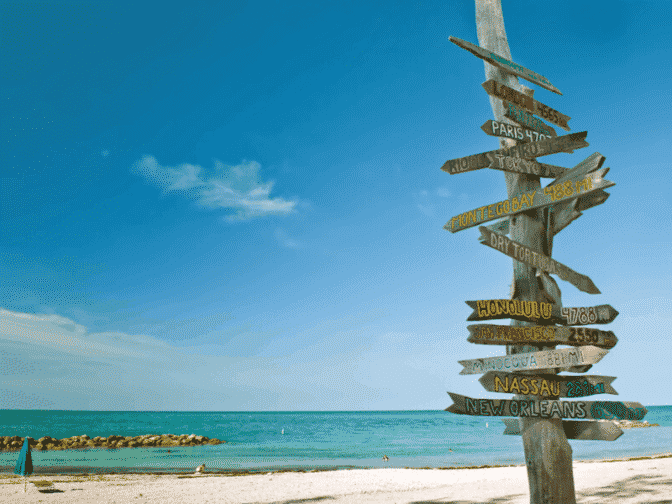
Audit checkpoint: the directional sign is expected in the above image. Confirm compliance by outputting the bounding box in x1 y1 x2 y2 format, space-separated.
445 168 614 234
481 120 558 145
440 147 566 177
466 300 619 325
479 372 618 398
458 345 608 375
448 36 562 95
445 392 647 421
478 227 601 294
505 101 557 137
467 324 618 349
484 152 609 237
482 80 571 130
501 418 623 441
488 132 587 161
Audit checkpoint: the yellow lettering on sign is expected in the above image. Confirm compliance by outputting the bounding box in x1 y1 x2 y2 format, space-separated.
509 377 520 393
529 380 539 395
539 380 551 396
512 197 520 212
519 378 530 395
494 375 508 393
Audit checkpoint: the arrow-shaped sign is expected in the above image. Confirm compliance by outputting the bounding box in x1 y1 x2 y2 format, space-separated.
448 36 562 95
501 418 623 441
481 120 559 146
458 345 608 375
467 324 618 349
479 372 618 398
445 168 614 234
441 147 567 177
488 132 587 162
446 392 647 421
505 101 557 137
465 300 619 325
482 80 571 130
478 226 601 294
485 152 611 236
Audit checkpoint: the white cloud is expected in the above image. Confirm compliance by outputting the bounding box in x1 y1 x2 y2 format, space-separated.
132 156 297 221
274 228 301 248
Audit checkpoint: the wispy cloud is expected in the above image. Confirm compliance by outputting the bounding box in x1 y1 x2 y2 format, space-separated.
132 156 297 221
274 228 301 248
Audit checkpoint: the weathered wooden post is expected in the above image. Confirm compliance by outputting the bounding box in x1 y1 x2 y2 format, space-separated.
441 1 647 503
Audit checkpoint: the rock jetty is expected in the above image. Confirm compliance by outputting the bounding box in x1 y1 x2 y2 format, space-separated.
0 434 226 451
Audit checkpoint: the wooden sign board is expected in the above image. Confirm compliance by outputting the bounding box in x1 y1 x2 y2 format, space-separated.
448 36 563 95
479 372 618 399
481 120 557 145
552 189 611 236
482 80 571 130
502 418 623 441
446 392 647 421
466 300 619 325
504 101 557 137
489 132 587 161
446 168 614 234
441 148 566 177
468 324 618 349
458 345 607 375
478 226 601 294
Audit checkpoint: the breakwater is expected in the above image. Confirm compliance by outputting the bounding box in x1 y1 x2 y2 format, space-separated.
0 434 225 451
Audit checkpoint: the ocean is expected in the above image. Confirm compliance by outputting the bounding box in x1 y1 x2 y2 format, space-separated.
0 408 670 475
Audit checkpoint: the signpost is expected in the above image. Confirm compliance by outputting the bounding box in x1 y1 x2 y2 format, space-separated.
440 147 567 177
467 324 618 349
479 372 618 398
444 168 613 234
502 418 623 441
465 299 619 325
504 101 557 137
448 36 563 95
458 345 608 375
482 80 571 130
478 226 601 294
440 3 639 502
446 392 647 421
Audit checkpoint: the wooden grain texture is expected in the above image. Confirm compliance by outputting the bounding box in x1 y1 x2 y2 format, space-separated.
448 35 562 95
502 418 623 441
473 2 574 500
465 300 619 325
490 132 587 160
458 345 608 375
504 101 558 137
447 392 647 420
482 79 571 130
479 372 618 398
478 226 601 294
467 324 618 349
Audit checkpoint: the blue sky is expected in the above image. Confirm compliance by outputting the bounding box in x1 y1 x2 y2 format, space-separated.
1 0 670 410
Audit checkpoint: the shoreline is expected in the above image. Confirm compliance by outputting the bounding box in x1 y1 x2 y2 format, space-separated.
2 451 670 476
2 455 671 503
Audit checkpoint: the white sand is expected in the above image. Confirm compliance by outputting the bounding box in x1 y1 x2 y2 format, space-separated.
2 455 671 503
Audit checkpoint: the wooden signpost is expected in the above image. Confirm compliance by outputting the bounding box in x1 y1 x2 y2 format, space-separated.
481 120 556 145
445 168 614 234
482 80 571 130
446 392 647 421
465 299 619 325
502 418 623 441
504 101 557 137
478 226 601 294
448 36 563 95
479 372 618 398
458 345 608 375
467 324 618 349
441 4 640 502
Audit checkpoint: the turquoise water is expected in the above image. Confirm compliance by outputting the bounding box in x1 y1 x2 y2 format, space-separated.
0 408 670 474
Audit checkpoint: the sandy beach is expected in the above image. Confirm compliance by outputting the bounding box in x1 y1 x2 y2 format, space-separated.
2 454 671 504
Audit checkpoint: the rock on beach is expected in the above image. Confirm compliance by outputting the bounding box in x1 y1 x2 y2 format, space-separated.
0 434 225 451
